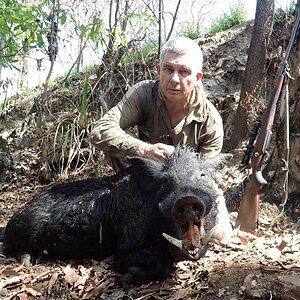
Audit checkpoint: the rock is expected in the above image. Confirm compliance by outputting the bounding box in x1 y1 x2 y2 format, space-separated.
278 273 300 300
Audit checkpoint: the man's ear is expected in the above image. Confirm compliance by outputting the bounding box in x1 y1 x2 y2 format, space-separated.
196 72 203 81
156 64 161 75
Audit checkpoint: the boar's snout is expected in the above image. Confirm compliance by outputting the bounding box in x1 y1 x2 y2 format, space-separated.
172 196 206 224
171 191 212 224
161 192 212 261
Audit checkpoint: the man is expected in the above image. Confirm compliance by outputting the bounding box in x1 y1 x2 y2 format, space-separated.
90 37 224 172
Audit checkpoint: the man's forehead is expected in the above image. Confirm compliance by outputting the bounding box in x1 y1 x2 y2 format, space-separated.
162 52 200 69
163 52 195 65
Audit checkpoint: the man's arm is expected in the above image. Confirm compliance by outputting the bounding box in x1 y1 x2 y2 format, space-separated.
90 81 175 160
90 83 145 156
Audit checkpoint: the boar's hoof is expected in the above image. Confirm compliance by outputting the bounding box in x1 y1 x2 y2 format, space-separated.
119 267 156 285
120 271 136 285
19 253 33 266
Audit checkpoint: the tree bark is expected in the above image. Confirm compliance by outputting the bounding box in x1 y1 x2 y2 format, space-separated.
261 7 300 205
18 57 28 89
36 0 60 183
230 0 274 148
279 24 300 195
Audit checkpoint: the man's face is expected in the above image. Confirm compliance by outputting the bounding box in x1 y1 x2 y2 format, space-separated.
157 51 203 104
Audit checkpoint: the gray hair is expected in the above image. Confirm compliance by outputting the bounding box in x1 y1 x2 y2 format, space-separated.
159 37 203 71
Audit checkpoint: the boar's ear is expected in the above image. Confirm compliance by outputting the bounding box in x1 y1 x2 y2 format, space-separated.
127 156 164 191
204 153 232 186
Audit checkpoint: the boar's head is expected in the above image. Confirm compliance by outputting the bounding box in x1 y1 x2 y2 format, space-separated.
128 146 231 261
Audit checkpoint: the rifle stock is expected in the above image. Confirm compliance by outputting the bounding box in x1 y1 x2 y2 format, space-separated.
251 75 285 188
235 76 284 230
236 5 300 230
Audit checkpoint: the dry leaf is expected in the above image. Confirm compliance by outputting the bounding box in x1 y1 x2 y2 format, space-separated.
177 272 193 280
170 286 190 299
266 247 281 261
278 262 300 270
0 274 28 290
238 235 249 245
25 285 42 297
82 283 105 300
2 268 20 277
64 265 81 285
18 291 29 300
277 239 287 251
47 272 58 295
242 273 256 291
138 282 163 295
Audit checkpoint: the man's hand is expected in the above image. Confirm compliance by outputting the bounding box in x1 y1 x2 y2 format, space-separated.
136 143 175 161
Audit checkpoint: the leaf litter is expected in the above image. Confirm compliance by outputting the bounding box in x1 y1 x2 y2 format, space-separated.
1 195 299 300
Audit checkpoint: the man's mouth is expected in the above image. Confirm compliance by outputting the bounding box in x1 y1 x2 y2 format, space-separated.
167 87 181 93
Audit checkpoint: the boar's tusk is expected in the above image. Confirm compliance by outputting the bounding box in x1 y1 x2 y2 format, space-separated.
99 222 102 244
162 233 183 249
202 225 220 244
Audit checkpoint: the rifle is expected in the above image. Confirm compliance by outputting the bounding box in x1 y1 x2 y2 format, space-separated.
235 4 300 230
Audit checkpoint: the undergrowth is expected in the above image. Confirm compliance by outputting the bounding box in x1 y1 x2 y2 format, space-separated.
209 2 246 33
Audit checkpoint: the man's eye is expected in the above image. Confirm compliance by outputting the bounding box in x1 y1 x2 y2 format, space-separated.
180 70 190 77
163 67 173 74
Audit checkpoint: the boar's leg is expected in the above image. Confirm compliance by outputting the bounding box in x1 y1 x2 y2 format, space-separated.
117 248 171 285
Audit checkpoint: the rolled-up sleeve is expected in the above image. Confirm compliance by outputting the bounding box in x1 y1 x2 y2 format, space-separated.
90 82 147 156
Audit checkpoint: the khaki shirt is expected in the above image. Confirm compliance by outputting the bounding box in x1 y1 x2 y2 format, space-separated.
91 80 223 166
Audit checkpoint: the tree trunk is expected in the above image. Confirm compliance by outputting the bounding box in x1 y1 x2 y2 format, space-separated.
18 57 28 89
263 8 300 206
278 25 300 195
36 0 60 183
230 0 274 148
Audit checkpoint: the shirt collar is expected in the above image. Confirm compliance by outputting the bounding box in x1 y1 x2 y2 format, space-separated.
154 81 207 123
186 83 207 124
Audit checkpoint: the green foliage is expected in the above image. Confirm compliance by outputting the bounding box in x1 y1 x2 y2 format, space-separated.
124 11 157 37
119 39 157 66
0 0 50 68
273 0 296 27
176 21 203 39
52 78 94 178
209 2 247 33
274 0 295 25
75 15 106 48
52 110 94 178
276 0 295 14
80 75 89 128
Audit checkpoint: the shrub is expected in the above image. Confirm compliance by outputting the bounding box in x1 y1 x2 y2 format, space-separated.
209 2 247 33
176 21 203 39
119 39 157 66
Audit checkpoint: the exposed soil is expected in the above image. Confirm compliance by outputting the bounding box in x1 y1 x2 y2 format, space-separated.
0 20 300 300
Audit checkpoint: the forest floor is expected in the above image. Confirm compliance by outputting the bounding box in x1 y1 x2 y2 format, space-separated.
1 20 300 300
0 176 299 300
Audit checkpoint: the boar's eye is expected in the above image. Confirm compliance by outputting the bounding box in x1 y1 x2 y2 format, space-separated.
200 173 206 177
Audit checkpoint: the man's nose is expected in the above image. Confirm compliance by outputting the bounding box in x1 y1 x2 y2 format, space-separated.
170 71 180 83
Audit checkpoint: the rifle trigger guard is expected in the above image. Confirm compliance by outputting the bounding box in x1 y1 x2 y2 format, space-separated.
286 71 294 80
264 151 270 162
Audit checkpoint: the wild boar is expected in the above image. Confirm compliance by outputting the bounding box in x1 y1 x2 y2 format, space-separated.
2 146 231 284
